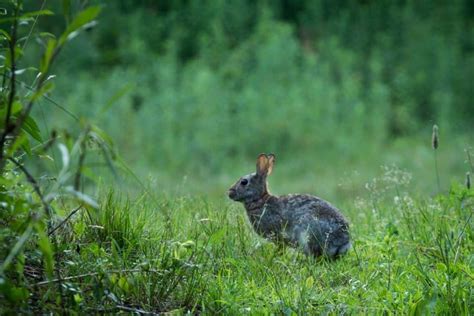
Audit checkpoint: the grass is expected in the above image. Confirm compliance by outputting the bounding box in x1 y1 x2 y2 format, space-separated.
11 171 473 314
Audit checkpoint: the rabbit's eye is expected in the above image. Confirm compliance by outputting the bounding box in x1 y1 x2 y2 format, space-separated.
240 179 249 186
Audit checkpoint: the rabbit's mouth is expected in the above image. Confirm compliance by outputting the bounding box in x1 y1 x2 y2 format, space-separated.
228 189 237 200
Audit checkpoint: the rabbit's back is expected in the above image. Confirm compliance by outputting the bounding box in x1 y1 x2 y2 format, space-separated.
277 194 351 257
281 194 347 224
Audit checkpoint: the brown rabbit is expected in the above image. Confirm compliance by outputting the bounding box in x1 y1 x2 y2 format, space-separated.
228 153 351 258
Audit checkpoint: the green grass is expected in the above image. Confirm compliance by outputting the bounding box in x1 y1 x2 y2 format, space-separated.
9 176 473 314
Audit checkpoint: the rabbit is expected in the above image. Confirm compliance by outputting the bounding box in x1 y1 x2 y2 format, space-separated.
228 153 351 258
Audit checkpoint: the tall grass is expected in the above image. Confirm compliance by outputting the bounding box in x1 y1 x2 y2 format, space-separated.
11 174 472 314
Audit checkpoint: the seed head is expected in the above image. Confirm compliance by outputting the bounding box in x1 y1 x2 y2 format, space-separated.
467 172 471 190
432 124 439 150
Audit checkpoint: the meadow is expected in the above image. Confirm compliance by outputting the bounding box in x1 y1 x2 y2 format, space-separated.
1 1 473 314
5 166 473 314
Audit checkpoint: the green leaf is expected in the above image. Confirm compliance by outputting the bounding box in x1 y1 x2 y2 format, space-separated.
73 293 83 304
22 115 43 142
35 223 54 278
65 186 99 209
21 10 54 18
40 38 57 74
0 29 10 41
0 101 22 124
0 284 29 304
19 133 32 156
58 143 70 170
0 224 34 275
39 32 56 39
14 67 37 76
29 81 55 103
0 10 54 24
58 6 101 46
11 101 23 114
118 276 129 292
90 124 114 147
6 132 28 156
180 240 195 248
15 253 25 275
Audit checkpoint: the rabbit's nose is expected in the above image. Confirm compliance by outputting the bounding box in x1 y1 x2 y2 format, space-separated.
228 189 236 199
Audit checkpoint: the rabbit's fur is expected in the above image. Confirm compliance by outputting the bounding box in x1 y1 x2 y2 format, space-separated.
228 153 351 258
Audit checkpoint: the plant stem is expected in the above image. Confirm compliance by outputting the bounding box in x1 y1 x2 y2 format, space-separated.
35 268 162 286
0 43 63 171
48 205 83 236
0 4 19 164
434 150 441 193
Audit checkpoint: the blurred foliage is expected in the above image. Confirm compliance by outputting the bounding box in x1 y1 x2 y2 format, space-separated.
22 0 473 179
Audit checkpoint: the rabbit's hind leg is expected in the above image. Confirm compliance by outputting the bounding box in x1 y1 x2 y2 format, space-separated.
326 241 351 259
336 242 351 256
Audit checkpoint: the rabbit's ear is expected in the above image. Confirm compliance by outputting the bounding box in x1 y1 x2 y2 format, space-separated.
266 153 275 176
256 153 269 177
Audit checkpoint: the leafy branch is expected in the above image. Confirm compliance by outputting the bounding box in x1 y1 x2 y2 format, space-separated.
0 3 101 170
8 157 52 221
0 4 19 163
